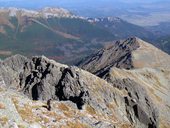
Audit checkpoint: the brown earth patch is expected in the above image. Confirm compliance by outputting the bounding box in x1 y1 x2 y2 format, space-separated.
0 103 5 109
0 16 15 29
0 26 6 34
0 50 12 56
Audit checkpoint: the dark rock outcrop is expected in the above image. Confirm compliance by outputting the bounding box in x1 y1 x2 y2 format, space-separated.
20 59 90 109
19 56 115 112
77 37 140 77
77 37 170 77
19 56 66 101
55 67 90 109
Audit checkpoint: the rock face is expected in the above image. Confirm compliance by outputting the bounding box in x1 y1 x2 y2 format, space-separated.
77 37 139 76
104 67 170 128
77 37 170 77
107 78 158 128
18 56 122 118
0 54 29 87
0 55 129 127
0 54 160 128
19 56 91 109
19 56 67 101
55 67 90 109
77 37 170 127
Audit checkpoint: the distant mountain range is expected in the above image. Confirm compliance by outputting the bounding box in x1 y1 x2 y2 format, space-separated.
0 7 115 64
0 7 169 64
88 17 154 40
1 0 170 26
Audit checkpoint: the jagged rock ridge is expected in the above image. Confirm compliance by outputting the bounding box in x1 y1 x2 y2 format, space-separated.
77 37 170 77
77 37 170 128
0 54 159 128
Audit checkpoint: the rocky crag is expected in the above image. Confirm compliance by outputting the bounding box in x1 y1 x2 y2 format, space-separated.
77 37 170 76
0 37 169 127
78 37 170 128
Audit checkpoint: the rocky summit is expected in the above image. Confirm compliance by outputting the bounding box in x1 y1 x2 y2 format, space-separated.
77 37 170 76
78 37 170 128
0 37 169 128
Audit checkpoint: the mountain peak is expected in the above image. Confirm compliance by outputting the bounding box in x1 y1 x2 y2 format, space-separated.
77 37 170 76
0 7 75 18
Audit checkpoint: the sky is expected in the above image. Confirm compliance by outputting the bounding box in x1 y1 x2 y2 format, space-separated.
0 0 167 6
0 0 166 11
0 0 168 9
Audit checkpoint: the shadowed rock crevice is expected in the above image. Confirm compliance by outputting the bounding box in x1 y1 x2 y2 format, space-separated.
133 104 139 118
32 84 39 100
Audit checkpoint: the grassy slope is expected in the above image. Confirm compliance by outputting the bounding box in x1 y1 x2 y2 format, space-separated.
0 17 115 64
47 18 115 41
95 19 154 41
